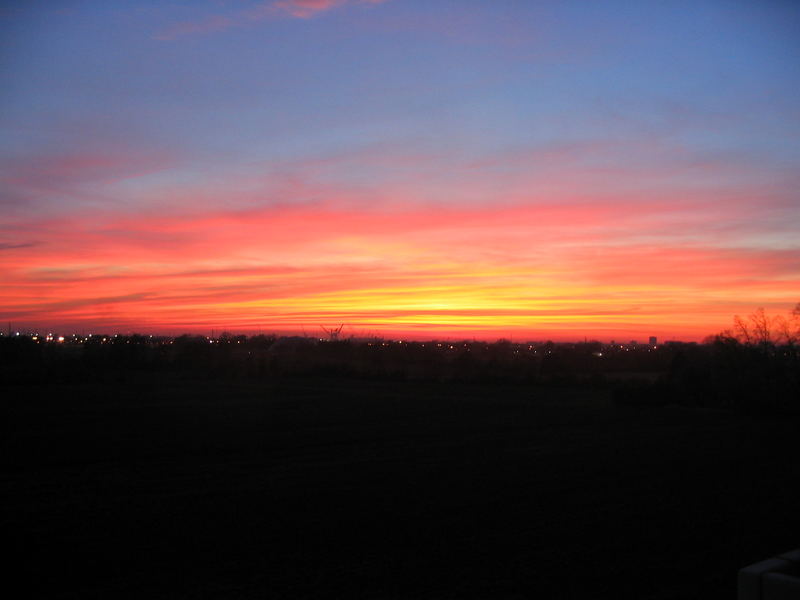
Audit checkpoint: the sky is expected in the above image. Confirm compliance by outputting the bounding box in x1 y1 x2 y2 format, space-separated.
1 0 799 341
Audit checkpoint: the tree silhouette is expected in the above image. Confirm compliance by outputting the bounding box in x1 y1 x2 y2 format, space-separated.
728 304 800 348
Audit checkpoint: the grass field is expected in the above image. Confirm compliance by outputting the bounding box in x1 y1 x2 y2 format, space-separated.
3 376 798 598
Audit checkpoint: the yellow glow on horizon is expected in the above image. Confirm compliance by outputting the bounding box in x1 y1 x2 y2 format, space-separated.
2 201 797 341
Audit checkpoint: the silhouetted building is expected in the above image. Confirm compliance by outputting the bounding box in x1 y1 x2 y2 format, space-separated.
649 336 657 346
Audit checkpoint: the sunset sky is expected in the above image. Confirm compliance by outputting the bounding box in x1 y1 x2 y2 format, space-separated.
1 1 799 340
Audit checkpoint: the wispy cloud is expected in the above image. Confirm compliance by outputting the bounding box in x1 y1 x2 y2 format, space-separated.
3 196 798 338
1 151 173 188
155 0 388 40
272 0 347 19
273 0 386 19
0 241 39 251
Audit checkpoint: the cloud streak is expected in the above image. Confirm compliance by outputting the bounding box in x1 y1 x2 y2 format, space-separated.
155 0 388 39
2 198 798 338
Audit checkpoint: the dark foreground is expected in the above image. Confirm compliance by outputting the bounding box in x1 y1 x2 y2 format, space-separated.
3 376 798 599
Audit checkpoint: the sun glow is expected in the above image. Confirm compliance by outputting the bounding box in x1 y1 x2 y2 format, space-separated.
3 200 796 340
1 2 798 340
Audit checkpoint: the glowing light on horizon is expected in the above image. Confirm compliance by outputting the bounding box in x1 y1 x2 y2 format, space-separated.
1 2 798 340
3 198 797 340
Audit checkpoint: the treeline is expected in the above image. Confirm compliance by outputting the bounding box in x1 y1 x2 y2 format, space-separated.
616 304 800 413
0 334 664 383
1 332 798 413
614 338 799 413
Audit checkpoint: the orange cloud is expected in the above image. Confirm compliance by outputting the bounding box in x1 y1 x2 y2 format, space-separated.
2 199 797 340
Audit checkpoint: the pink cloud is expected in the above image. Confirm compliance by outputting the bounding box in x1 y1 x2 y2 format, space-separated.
3 196 798 339
0 152 172 188
155 0 388 40
271 0 343 19
3 135 797 339
273 0 386 18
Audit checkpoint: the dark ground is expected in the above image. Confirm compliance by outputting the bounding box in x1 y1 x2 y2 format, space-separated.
2 376 798 599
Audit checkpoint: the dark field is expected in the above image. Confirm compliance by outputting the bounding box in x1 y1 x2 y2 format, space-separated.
3 376 798 599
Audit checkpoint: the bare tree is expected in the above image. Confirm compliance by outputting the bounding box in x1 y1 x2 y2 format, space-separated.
733 314 752 344
730 303 800 347
776 302 800 346
749 307 772 348
321 324 344 341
